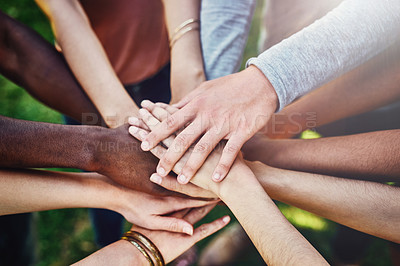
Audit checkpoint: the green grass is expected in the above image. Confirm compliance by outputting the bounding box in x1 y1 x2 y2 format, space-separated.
0 0 394 265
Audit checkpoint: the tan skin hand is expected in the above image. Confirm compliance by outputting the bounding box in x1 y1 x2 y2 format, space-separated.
74 204 230 265
109 176 218 235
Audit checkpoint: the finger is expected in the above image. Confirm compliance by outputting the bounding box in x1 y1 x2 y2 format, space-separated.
184 204 217 224
148 216 194 235
129 126 167 159
191 216 231 243
143 102 185 136
212 135 247 182
179 130 225 183
127 116 150 131
139 108 175 148
171 87 203 108
128 125 150 141
150 174 217 199
155 102 179 115
163 196 218 214
141 107 194 151
141 100 173 122
157 120 204 178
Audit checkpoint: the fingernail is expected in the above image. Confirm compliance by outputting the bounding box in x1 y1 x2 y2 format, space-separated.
129 126 139 134
128 117 139 125
141 141 149 150
157 167 166 176
150 174 162 185
141 100 151 108
139 108 147 116
178 174 187 184
213 173 222 181
223 216 231 224
183 226 193 235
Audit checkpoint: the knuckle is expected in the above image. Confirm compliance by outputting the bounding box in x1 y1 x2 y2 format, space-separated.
226 143 240 154
183 164 195 176
162 156 174 166
169 221 179 232
218 163 230 173
166 116 176 128
199 225 209 237
175 134 188 147
194 142 209 153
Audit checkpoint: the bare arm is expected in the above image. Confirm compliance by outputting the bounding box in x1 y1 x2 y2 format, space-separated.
264 42 400 139
243 130 400 181
248 162 400 244
161 0 206 103
0 168 213 234
0 115 179 196
35 0 138 127
0 11 100 125
129 103 328 265
0 169 120 215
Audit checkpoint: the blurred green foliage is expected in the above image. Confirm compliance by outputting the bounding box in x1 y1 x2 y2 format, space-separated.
0 0 394 265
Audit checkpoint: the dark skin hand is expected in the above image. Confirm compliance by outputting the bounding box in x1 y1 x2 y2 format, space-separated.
0 12 173 196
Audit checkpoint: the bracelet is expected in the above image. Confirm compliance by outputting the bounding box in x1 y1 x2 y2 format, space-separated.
122 231 165 266
121 236 154 266
169 26 199 48
124 231 165 266
173 18 199 35
169 18 200 49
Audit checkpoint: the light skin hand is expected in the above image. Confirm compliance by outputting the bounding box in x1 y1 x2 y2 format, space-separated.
0 168 213 235
74 204 231 265
129 103 328 265
139 66 278 185
111 178 219 235
128 100 246 196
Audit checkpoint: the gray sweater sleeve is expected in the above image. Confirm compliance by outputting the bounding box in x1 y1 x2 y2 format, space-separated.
201 0 256 80
247 0 400 111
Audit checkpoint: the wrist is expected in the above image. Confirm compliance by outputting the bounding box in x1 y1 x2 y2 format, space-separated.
217 163 259 201
85 126 115 173
114 240 149 266
245 65 278 113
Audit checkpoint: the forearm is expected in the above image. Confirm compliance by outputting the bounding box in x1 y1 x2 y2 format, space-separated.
162 0 205 102
0 115 104 170
200 0 256 80
265 42 400 138
0 12 101 124
73 240 147 266
251 162 400 243
36 0 138 127
0 169 118 215
245 130 400 180
218 167 327 265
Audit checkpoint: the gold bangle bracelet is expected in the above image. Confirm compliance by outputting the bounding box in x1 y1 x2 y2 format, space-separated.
123 231 165 266
173 18 199 35
121 236 154 266
169 26 199 49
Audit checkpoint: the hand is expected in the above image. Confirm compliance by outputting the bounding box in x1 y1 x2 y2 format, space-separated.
139 66 278 184
91 124 176 196
74 204 230 265
131 204 230 263
128 101 250 196
105 175 218 235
